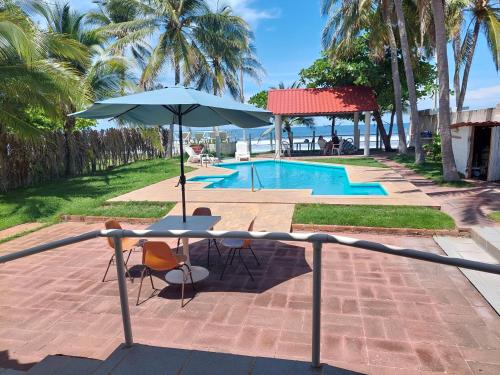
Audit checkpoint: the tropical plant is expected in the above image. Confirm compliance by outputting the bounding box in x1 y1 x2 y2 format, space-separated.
87 0 151 90
430 0 460 181
453 0 499 110
393 0 424 164
137 0 208 157
25 0 133 174
300 38 435 153
190 5 253 98
0 1 83 135
320 0 408 153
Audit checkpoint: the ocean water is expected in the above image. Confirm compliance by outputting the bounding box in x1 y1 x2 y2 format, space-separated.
184 123 410 153
189 160 387 196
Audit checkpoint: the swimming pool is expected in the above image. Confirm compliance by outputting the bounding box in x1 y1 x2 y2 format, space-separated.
189 160 387 196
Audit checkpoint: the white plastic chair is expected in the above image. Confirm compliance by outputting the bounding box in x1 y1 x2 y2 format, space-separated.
235 141 250 161
186 145 204 163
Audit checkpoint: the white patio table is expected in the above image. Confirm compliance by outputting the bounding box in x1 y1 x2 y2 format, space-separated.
147 215 221 284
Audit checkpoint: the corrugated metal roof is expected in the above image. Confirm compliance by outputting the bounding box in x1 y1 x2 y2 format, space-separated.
267 86 379 116
450 121 500 129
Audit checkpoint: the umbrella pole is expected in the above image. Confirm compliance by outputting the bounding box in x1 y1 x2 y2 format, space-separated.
178 110 187 222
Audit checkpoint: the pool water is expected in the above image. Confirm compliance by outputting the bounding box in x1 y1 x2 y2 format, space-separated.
189 160 387 196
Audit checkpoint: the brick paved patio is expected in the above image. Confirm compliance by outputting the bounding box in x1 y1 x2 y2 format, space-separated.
1 222 500 374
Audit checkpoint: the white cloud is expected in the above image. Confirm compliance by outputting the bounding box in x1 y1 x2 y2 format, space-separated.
461 85 500 107
206 0 281 28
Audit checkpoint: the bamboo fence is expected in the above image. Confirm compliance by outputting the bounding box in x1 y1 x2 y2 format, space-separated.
0 127 166 192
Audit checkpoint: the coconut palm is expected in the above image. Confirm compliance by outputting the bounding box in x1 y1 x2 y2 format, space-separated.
430 0 460 181
0 1 83 135
393 0 424 164
455 0 499 110
321 0 408 153
86 0 151 75
26 1 133 174
190 4 264 99
138 0 208 157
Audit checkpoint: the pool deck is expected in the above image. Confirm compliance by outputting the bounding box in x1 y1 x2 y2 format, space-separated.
109 159 438 208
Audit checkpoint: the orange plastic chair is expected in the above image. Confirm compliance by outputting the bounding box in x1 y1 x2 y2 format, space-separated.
220 217 260 281
176 207 221 267
138 241 195 306
103 220 139 282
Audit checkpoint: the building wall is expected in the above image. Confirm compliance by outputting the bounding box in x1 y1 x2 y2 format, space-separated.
451 126 472 176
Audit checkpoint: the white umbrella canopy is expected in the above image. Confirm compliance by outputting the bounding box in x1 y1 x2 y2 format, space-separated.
71 86 273 222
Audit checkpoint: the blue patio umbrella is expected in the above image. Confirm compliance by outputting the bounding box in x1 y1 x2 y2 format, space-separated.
71 86 272 222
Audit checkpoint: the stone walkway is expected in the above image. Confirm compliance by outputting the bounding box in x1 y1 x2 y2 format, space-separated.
1 222 500 374
377 157 500 228
168 202 294 232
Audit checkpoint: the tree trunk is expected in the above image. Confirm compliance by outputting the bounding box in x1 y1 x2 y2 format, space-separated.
389 107 395 139
63 104 76 176
373 111 392 151
457 19 480 111
430 0 460 181
384 5 408 154
285 124 293 155
394 0 424 164
452 35 461 108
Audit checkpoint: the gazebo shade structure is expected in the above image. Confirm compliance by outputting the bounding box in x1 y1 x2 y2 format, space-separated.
266 86 379 158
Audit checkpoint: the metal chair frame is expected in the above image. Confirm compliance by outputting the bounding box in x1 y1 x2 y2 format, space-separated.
136 263 196 307
220 244 260 281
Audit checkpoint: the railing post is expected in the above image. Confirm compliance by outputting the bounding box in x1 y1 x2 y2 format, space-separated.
113 236 133 347
312 241 322 368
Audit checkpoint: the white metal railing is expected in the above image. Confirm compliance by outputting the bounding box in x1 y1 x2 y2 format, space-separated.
1 229 500 369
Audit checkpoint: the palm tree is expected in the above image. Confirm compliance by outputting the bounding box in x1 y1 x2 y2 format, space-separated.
393 0 424 164
454 0 499 111
190 5 251 98
26 1 132 174
138 0 208 157
380 0 407 154
87 0 151 88
430 0 460 181
321 0 406 153
0 1 84 136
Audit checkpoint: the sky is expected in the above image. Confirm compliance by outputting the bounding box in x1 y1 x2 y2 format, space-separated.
71 0 499 122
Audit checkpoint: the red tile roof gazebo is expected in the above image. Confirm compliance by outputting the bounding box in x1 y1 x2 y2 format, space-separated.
266 86 379 157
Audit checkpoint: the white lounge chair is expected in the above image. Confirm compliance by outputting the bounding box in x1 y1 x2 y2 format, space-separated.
235 141 250 161
186 145 204 163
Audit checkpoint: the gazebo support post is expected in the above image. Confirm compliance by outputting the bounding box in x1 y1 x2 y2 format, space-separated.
364 111 371 156
353 112 360 150
275 115 282 159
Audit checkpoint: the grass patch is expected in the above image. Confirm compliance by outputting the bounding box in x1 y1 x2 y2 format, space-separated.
391 154 471 187
302 157 388 168
293 204 455 229
487 211 500 223
82 201 175 218
0 158 190 231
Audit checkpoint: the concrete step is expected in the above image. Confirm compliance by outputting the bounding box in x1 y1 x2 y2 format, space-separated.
434 236 500 314
25 355 101 375
0 368 26 374
471 226 500 261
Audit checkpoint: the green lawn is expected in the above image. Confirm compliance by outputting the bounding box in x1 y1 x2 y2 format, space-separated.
0 158 188 231
391 154 471 187
302 157 388 168
293 204 455 229
487 211 500 223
